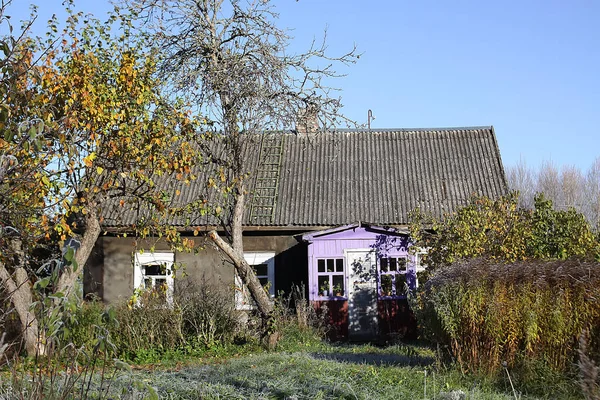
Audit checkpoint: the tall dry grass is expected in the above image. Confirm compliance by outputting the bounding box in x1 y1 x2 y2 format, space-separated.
414 258 600 379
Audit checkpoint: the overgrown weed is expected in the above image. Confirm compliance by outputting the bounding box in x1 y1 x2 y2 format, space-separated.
414 258 600 396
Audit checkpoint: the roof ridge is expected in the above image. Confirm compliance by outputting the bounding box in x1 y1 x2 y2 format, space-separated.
330 126 493 133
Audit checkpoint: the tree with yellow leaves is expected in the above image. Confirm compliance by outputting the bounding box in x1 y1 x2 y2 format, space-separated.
0 1 200 356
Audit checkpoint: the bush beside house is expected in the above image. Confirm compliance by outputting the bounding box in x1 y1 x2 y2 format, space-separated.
413 258 600 378
410 192 600 393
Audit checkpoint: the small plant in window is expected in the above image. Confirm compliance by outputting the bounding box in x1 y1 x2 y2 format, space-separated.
319 281 330 296
332 282 344 297
381 274 393 296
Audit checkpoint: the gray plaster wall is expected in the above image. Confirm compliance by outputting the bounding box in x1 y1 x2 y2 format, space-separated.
84 233 308 304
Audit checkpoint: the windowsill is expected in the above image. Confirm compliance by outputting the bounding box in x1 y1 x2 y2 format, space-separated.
378 295 408 300
316 295 347 301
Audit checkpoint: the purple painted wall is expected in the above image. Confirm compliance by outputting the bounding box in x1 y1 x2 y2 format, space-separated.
303 224 417 301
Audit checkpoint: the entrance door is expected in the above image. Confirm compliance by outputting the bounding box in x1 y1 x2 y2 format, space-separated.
345 249 378 341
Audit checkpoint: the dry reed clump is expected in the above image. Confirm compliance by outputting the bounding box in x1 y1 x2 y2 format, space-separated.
414 258 600 378
579 330 600 400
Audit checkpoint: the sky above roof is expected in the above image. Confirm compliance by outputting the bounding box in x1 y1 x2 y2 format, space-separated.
7 0 600 171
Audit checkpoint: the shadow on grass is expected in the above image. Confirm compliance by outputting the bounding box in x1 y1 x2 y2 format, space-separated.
309 351 435 367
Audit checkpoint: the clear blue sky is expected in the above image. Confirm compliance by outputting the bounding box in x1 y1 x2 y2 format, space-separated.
7 0 600 171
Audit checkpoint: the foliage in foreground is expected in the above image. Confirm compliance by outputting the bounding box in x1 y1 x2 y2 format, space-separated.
0 280 333 399
62 281 326 364
413 258 600 383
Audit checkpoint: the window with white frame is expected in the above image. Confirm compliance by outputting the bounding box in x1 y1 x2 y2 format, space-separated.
379 256 408 298
413 248 428 289
317 258 345 298
133 252 174 305
235 252 275 310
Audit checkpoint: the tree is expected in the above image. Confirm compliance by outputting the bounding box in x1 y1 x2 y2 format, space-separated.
0 0 66 356
583 157 600 231
506 157 600 231
122 0 359 334
506 159 536 209
410 193 599 272
0 2 198 356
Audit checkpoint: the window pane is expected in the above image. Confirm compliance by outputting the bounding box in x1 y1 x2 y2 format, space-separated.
398 257 407 272
253 264 268 276
318 259 325 273
144 278 152 288
154 279 167 301
318 276 330 296
389 258 397 272
395 274 407 296
332 275 345 296
335 259 344 272
327 259 334 272
380 258 388 272
381 274 392 296
144 264 165 276
258 277 269 287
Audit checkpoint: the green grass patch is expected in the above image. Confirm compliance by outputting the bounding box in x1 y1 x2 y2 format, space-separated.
127 349 551 399
1 341 583 399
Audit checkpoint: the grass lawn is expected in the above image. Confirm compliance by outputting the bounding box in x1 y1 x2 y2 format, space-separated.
1 341 582 399
119 343 579 399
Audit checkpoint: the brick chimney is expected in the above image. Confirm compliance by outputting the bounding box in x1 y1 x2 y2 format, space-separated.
295 106 320 137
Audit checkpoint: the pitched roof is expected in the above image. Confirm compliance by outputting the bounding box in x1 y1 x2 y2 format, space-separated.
102 126 507 228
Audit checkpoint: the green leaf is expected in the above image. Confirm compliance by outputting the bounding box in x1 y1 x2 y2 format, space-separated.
114 359 132 372
64 246 75 262
0 41 8 57
35 277 51 289
28 125 37 139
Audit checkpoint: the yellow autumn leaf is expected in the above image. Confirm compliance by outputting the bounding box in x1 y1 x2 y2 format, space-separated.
96 166 104 175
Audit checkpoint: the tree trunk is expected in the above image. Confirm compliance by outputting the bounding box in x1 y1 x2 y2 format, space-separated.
209 180 274 316
55 208 101 297
209 187 279 348
0 262 44 357
208 229 274 319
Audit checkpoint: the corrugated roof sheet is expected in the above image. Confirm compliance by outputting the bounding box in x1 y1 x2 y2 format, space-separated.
102 126 507 228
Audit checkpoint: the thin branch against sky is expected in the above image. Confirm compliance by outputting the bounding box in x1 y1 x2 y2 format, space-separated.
7 0 600 170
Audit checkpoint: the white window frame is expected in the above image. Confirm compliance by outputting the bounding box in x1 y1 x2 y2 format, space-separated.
235 252 275 310
413 247 428 289
133 252 174 306
316 257 346 299
378 255 409 298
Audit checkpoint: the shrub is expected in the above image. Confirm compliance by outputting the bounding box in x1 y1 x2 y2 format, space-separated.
108 290 185 361
107 277 246 360
413 258 600 380
1 280 121 400
410 193 600 273
271 284 329 351
176 276 241 348
62 299 107 349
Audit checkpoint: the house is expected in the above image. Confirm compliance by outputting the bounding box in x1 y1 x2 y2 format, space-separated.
84 126 507 341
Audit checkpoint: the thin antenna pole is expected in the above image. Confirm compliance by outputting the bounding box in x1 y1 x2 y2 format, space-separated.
368 109 375 130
